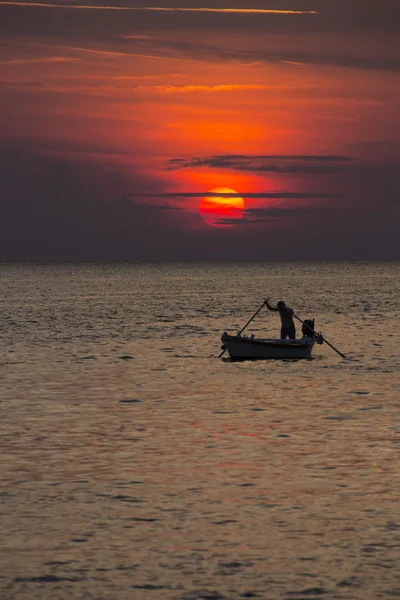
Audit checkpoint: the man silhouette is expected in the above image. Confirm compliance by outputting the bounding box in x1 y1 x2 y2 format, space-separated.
265 298 296 340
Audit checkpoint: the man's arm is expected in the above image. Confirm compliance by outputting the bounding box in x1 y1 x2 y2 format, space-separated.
265 298 278 312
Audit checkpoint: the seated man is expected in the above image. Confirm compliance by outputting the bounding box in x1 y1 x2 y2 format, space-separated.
265 298 296 339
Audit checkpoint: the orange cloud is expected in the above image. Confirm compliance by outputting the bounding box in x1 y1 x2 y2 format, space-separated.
0 56 81 66
147 84 286 94
0 2 317 15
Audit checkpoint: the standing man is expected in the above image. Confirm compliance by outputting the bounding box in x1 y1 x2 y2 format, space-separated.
265 299 296 340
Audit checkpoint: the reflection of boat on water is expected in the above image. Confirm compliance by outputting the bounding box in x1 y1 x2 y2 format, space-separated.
221 332 318 360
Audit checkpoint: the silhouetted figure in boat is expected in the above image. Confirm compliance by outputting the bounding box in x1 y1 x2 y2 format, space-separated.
265 299 296 340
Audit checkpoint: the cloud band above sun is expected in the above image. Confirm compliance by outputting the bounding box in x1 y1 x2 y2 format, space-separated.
166 154 353 172
146 192 338 199
0 2 317 14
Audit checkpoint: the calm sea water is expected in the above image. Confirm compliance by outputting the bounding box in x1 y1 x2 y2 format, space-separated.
1 262 399 600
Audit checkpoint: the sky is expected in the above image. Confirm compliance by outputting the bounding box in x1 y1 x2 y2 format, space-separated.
0 0 399 260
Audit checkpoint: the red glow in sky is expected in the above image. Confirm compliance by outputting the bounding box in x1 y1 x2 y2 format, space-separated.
0 1 399 259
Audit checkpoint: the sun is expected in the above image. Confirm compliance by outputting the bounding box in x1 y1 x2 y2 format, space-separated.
199 187 245 228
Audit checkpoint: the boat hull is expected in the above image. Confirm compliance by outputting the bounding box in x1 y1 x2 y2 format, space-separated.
221 333 315 360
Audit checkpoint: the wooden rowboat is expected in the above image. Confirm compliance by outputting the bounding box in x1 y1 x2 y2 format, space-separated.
221 332 317 360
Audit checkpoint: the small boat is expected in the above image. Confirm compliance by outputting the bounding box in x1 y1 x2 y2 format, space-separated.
221 331 319 361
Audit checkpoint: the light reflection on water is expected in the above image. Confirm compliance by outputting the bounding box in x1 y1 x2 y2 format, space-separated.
0 263 399 599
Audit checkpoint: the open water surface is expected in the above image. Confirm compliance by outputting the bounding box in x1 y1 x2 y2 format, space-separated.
0 262 399 600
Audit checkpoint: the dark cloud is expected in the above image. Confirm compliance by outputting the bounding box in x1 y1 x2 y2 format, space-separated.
145 191 338 200
168 155 352 164
216 205 328 225
1 0 398 36
123 36 400 72
1 1 399 71
132 202 183 210
166 155 355 175
165 155 400 183
247 206 326 218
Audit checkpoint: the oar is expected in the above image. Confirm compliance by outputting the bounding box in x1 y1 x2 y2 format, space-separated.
219 301 266 358
293 314 346 359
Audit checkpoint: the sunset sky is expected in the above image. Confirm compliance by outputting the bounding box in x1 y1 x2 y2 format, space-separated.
1 0 399 260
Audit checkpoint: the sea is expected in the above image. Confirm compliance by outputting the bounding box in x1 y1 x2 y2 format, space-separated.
1 262 399 600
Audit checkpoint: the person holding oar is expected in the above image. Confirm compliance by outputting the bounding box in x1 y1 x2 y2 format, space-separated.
265 298 296 340
218 298 346 359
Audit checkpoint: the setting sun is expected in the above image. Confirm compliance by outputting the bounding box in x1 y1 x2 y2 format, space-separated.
199 187 245 228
